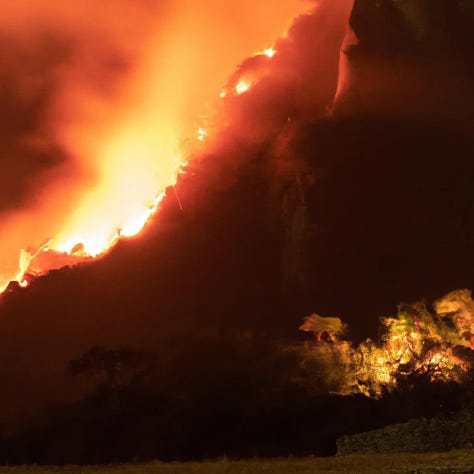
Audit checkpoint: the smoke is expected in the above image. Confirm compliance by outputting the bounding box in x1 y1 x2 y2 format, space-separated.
0 0 311 290
335 0 474 123
170 0 474 331
222 0 353 137
176 0 353 198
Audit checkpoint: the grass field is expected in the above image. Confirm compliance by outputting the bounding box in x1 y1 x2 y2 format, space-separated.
0 450 473 474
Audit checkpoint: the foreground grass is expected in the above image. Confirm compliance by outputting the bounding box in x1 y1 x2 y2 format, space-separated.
0 450 473 474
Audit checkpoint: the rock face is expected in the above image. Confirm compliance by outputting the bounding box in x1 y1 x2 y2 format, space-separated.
351 0 474 52
336 407 474 454
336 0 474 122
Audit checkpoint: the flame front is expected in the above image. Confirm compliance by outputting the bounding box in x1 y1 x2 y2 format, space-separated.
0 0 309 294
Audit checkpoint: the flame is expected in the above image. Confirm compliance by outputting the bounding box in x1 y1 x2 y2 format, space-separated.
261 48 276 58
230 47 277 97
0 1 311 295
300 290 474 398
197 128 208 142
235 80 251 95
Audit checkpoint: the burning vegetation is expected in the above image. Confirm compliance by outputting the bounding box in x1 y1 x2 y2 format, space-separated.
300 289 474 398
0 0 310 295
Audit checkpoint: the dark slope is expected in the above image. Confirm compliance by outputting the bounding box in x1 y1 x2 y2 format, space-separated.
0 0 472 421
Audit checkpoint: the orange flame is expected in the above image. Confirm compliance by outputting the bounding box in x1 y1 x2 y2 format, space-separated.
235 80 251 95
0 1 311 295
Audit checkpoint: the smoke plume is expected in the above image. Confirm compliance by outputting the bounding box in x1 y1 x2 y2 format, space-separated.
0 0 310 291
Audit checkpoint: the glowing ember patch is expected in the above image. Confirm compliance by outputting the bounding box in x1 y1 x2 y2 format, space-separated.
235 81 250 95
55 236 116 259
219 90 227 99
263 48 276 58
197 128 208 141
300 289 474 398
120 194 163 237
120 218 147 238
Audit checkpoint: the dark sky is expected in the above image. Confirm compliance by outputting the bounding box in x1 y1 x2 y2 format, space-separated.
0 0 473 420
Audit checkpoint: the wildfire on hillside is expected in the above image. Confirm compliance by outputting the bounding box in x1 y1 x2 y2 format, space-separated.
0 0 310 294
300 290 474 398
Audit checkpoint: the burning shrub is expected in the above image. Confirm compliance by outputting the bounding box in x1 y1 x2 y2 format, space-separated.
300 289 474 398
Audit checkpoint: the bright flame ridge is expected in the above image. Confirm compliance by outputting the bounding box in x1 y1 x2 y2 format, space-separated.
0 1 313 296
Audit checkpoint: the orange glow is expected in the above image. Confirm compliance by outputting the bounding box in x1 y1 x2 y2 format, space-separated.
261 48 276 58
197 128 208 141
229 46 278 98
301 290 474 398
0 0 311 294
235 80 251 95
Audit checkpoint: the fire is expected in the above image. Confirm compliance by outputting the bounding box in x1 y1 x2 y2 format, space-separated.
300 290 474 398
262 48 276 58
197 128 208 142
0 1 311 295
229 46 278 97
235 80 251 95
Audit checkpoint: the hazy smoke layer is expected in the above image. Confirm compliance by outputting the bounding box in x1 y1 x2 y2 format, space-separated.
0 0 309 289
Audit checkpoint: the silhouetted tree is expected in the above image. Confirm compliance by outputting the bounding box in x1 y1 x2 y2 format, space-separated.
68 346 150 389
